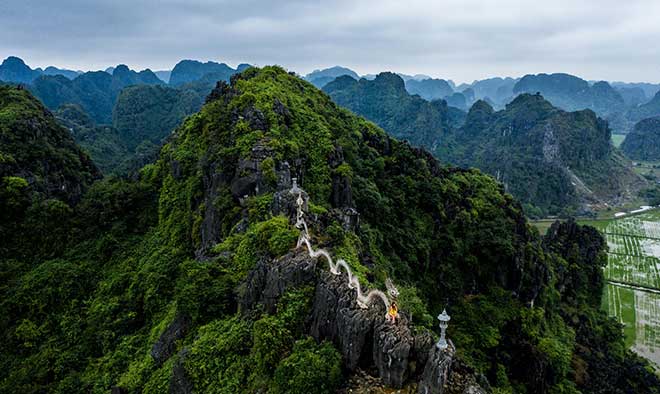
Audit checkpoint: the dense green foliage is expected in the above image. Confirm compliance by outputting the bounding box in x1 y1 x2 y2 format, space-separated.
323 74 642 217
30 66 163 124
55 104 131 174
0 86 99 204
55 84 204 176
447 95 643 217
1 67 657 394
323 72 465 148
513 74 624 118
621 116 660 160
112 84 203 150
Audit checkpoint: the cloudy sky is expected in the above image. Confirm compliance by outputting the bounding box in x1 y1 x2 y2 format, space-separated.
2 0 660 83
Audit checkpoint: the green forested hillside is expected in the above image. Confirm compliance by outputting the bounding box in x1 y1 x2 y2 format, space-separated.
30 67 164 124
112 84 203 150
628 91 660 123
0 86 99 204
447 95 644 216
323 73 465 148
0 69 657 394
324 74 643 216
54 85 204 176
621 117 660 160
55 104 130 174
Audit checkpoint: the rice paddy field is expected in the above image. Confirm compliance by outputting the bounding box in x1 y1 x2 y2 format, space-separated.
594 210 660 366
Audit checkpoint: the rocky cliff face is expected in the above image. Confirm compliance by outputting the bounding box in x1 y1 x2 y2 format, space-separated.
621 116 660 160
241 249 460 391
323 73 460 149
449 94 644 215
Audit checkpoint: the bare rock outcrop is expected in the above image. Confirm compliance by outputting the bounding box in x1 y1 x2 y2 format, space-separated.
241 249 449 389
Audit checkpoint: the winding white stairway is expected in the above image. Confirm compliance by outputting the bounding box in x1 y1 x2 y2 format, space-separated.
291 182 394 315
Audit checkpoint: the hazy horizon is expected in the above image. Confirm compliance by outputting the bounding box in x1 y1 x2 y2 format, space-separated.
2 0 660 84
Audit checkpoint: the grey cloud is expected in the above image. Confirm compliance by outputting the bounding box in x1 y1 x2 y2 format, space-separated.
1 0 659 82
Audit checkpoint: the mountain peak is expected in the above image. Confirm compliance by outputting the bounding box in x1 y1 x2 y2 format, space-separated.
373 72 406 91
2 56 28 67
0 56 40 84
112 64 131 76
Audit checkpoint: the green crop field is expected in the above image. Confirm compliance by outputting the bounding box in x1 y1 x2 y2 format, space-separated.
611 133 626 148
594 209 660 366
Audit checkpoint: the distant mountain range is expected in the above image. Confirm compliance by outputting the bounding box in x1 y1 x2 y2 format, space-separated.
0 56 81 84
323 73 464 148
2 56 658 209
30 66 164 124
169 59 250 86
323 72 645 216
0 57 40 83
450 94 643 216
0 56 253 175
306 65 660 134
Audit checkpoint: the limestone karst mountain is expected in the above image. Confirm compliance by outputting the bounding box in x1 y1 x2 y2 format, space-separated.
55 103 130 175
621 117 660 161
1 66 658 394
628 90 660 123
112 84 203 151
0 56 42 84
154 70 172 83
323 72 464 148
30 66 165 124
43 66 81 80
458 77 518 108
512 73 636 134
0 85 100 204
0 56 82 83
304 66 360 88
323 73 644 216
53 84 205 175
448 94 645 216
168 59 248 86
404 78 454 101
513 73 625 116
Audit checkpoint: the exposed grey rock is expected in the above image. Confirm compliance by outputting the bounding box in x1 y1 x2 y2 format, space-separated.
242 249 439 389
273 99 292 126
240 252 317 315
197 163 224 256
271 177 310 227
170 159 182 179
276 161 292 191
151 314 191 366
308 269 380 370
417 344 454 394
331 173 353 207
373 316 414 387
336 207 360 232
169 349 193 394
241 105 268 132
412 329 436 374
229 141 276 199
